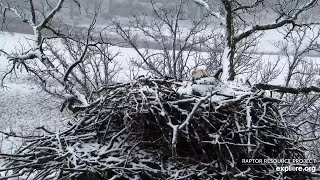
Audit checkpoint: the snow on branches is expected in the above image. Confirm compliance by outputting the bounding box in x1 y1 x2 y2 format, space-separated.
0 77 313 179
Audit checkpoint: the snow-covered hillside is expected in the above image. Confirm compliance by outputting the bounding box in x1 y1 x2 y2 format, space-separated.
0 33 71 153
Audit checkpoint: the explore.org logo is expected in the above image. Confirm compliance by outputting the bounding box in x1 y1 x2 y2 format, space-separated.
241 158 318 172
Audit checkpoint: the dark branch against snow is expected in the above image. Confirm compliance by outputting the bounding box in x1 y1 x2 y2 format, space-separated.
254 84 320 94
235 0 318 43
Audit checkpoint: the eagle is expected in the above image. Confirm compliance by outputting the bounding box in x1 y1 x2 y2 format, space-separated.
191 69 209 81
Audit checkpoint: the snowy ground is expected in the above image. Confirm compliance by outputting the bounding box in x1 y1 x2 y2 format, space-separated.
0 32 71 154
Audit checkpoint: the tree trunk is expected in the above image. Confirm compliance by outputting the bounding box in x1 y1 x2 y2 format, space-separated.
221 0 235 81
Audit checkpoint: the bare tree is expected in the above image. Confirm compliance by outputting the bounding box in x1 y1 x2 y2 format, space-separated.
202 31 264 81
192 0 320 162
194 0 319 81
114 0 216 80
249 55 283 84
0 0 119 111
275 26 320 89
273 24 320 158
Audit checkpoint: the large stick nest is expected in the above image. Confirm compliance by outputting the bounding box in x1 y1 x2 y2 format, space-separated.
0 77 311 179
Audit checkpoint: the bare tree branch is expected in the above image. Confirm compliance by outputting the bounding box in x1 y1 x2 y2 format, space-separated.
235 0 318 43
254 84 320 94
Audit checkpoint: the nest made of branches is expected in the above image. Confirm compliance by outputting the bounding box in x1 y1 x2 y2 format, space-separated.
0 77 311 179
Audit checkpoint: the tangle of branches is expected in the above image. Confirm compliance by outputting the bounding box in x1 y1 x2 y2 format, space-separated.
0 77 315 179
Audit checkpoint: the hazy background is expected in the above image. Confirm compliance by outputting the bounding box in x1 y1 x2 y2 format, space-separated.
2 0 319 35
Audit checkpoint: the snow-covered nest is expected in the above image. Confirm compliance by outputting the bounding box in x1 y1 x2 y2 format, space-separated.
0 77 311 179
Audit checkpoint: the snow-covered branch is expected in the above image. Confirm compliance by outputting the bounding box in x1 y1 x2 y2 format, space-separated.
193 0 226 26
37 0 65 29
254 83 320 94
178 92 217 130
232 0 263 12
194 0 318 82
235 0 318 43
0 2 30 23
